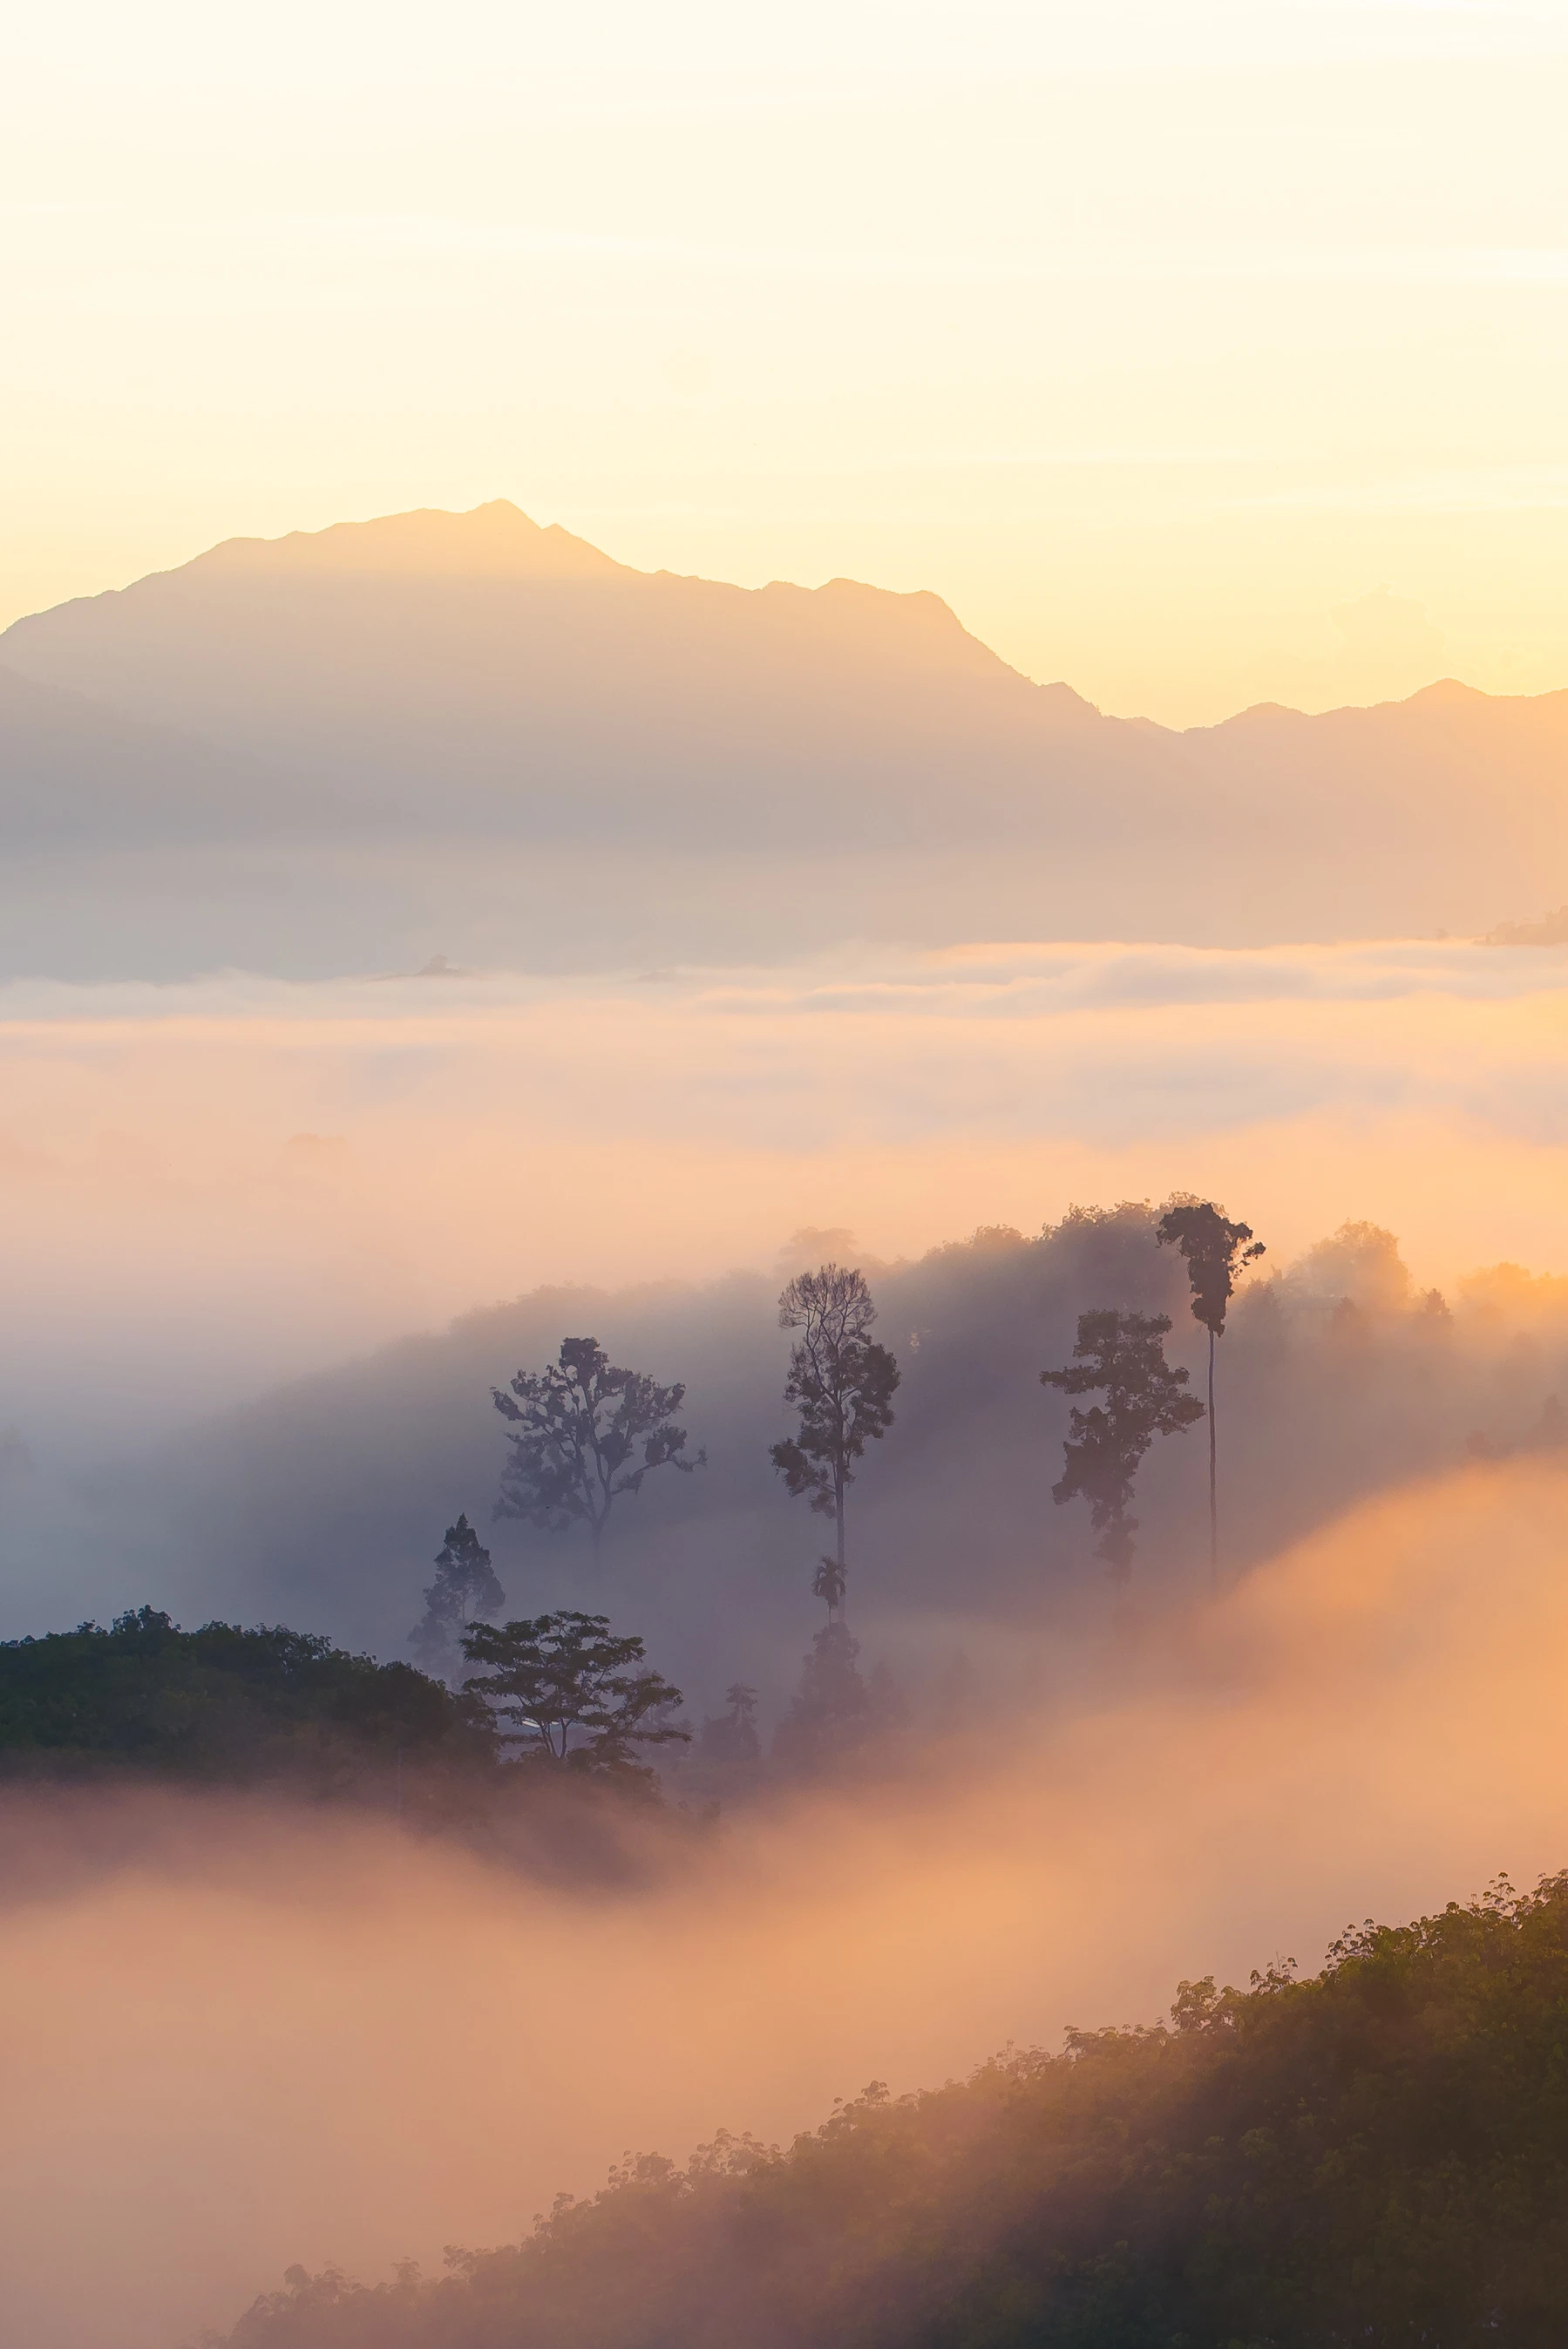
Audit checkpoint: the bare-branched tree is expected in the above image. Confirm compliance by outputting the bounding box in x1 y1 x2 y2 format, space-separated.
1156 1198 1266 1589
770 1265 899 1618
492 1337 704 1550
1041 1308 1205 1584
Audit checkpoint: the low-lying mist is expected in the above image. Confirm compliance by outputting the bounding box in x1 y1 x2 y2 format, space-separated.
2 934 1567 1445
5 1456 1568 2349
8 933 1568 1671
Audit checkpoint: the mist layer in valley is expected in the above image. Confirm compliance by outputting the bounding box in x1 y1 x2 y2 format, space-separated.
5 1456 1568 2349
5 934 1568 1709
6 506 1568 2349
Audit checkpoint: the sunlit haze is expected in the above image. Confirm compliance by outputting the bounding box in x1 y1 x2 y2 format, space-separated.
7 11 1568 2348
6 0 1568 721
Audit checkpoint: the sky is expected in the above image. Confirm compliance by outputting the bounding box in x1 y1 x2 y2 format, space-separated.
5 0 1568 724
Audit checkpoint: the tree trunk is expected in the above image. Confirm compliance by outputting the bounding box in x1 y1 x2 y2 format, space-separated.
834 1463 846 1622
1208 1325 1218 1596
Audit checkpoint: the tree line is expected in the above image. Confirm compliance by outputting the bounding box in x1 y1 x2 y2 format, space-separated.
220 1871 1568 2348
409 1198 1264 1778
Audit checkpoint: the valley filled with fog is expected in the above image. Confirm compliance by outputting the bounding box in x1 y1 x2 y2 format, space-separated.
4 519 1568 2349
3 933 1568 1699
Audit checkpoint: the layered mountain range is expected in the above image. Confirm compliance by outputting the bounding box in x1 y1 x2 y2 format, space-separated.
2 500 1565 974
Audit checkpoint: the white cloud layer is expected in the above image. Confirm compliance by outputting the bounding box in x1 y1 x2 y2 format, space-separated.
2 937 1565 1440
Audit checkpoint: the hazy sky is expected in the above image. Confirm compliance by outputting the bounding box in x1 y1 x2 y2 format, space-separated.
5 938 1568 1444
6 0 1568 723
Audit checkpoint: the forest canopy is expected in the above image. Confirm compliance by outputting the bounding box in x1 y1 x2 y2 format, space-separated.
220 1871 1568 2349
0 1606 488 1788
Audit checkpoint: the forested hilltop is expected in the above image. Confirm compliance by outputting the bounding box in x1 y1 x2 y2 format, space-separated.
0 1608 703 1877
0 1608 477 1789
117 1208 1568 1720
216 1875 1568 2349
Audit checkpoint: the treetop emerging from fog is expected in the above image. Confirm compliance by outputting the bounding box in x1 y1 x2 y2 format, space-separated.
770 1265 899 1618
1156 1198 1266 1339
492 1337 704 1549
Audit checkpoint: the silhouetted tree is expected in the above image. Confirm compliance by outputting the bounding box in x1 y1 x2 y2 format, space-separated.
492 1338 704 1550
1156 1198 1266 1588
697 1682 761 1771
408 1512 506 1683
770 1266 899 1617
771 1621 872 1773
461 1610 689 1776
1041 1308 1205 1584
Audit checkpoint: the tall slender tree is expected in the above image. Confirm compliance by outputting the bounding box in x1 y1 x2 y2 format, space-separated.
408 1511 506 1684
770 1265 899 1618
1156 1199 1266 1590
1041 1308 1204 1583
492 1337 704 1550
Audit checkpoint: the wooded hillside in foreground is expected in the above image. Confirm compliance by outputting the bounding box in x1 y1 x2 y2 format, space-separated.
218 1873 1568 2348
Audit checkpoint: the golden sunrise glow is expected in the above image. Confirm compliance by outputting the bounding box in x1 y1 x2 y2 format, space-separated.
5 2 1568 722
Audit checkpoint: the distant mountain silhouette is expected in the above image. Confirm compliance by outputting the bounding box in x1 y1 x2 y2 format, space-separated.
2 501 1565 974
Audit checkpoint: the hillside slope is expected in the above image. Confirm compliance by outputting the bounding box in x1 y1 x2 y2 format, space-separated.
92 1215 1568 1722
221 1873 1568 2349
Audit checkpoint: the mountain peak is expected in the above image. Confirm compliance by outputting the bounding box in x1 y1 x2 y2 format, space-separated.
193 499 626 582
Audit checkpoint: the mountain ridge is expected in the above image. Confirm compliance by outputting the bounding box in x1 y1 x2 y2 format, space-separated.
2 502 1566 974
8 501 1558 732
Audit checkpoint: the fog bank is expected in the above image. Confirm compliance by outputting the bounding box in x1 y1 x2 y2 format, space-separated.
3 936 1567 1445
3 1457 1567 2349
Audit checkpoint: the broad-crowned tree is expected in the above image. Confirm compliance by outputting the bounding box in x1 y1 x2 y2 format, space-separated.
1156 1198 1266 1589
770 1266 899 1618
461 1610 689 1776
1041 1308 1204 1584
492 1337 704 1550
408 1512 506 1684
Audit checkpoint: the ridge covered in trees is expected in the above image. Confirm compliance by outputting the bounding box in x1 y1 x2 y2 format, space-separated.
219 1871 1568 2348
0 1606 486 1788
0 1606 710 1879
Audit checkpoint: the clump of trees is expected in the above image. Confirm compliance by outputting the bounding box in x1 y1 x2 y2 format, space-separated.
461 1611 689 1781
0 1606 485 1788
220 1872 1568 2349
770 1266 899 1617
1041 1308 1204 1582
493 1338 704 1549
408 1513 506 1683
1157 1197 1266 1585
0 1598 703 1834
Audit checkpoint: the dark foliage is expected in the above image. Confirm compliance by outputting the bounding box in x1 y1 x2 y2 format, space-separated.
1155 1198 1267 1578
409 1514 506 1681
770 1266 899 1613
461 1611 689 1778
492 1336 704 1547
0 1605 488 1789
1041 1308 1205 1579
1155 1198 1266 1340
221 1872 1568 2349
